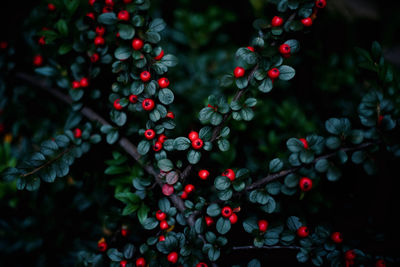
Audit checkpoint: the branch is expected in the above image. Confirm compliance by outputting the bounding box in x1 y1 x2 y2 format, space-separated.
232 245 301 251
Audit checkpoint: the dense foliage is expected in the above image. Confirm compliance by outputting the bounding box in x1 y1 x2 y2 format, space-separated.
1 0 400 266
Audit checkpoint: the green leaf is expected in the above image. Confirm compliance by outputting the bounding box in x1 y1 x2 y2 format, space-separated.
287 138 303 153
236 77 249 89
98 12 118 25
111 110 127 127
142 217 158 230
287 216 302 231
118 24 135 40
157 159 174 172
284 174 298 188
315 159 329 172
296 249 309 263
161 54 178 67
145 31 161 43
216 217 231 235
114 46 131 60
243 217 258 234
195 218 206 234
214 176 231 191
247 259 261 267
187 150 201 164
158 88 174 105
26 178 41 191
208 246 220 261
56 19 68 35
35 66 57 77
148 18 166 32
269 158 283 173
284 39 300 53
325 136 341 150
137 204 149 224
207 204 221 217
106 130 119 144
278 65 296 81
107 248 123 262
245 98 257 107
210 112 223 126
58 44 72 55
173 137 191 151
199 107 214 123
327 166 341 181
240 108 254 121
123 244 135 259
258 78 273 93
217 139 230 152
138 140 150 155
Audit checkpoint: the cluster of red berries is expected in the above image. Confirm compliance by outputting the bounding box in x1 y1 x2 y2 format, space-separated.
221 206 238 224
188 131 204 150
94 25 105 46
180 184 195 199
72 77 89 89
156 210 170 230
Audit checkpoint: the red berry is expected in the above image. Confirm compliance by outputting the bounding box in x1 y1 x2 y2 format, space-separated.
233 67 245 78
114 99 123 110
72 81 80 89
48 3 56 11
378 115 384 125
154 49 164 60
184 184 195 194
160 220 169 230
299 138 308 149
301 17 313 27
188 131 199 141
38 36 46 45
299 177 312 192
229 213 238 224
247 46 255 52
90 53 100 62
162 184 174 196
158 235 166 242
89 0 96 6
94 36 105 46
297 226 309 238
86 12 95 20
118 10 130 21
121 228 128 237
315 0 327 9
120 260 127 267
80 77 89 87
105 0 114 6
267 68 280 79
331 232 343 243
96 26 105 36
97 240 107 252
136 257 146 267
153 141 163 152
0 41 8 49
345 250 356 261
33 55 43 66
180 191 188 199
258 220 268 232
205 216 214 226
102 6 112 13
279 44 291 55
158 134 167 143
196 263 208 267
221 206 232 218
166 111 175 119
156 210 167 221
74 128 82 138
123 0 133 3
158 77 170 88
271 16 284 27
144 129 156 140
375 260 386 267
142 98 155 111
128 94 138 104
198 170 209 180
140 71 151 82
132 38 144 50
222 169 235 181
192 138 203 150
167 252 178 264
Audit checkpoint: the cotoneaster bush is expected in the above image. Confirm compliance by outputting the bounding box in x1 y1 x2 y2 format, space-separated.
0 0 400 266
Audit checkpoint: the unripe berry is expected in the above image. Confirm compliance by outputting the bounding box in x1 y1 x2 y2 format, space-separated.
114 99 123 110
166 111 175 119
132 38 144 50
74 128 82 138
375 260 386 267
198 170 209 180
167 252 178 264
192 138 203 149
297 226 309 238
97 240 107 252
247 46 255 52
136 257 146 267
233 66 245 78
184 184 195 194
153 141 163 152
95 26 105 36
142 98 155 111
258 219 268 232
299 177 313 192
205 216 214 226
158 235 165 242
299 138 309 149
331 232 343 243
188 131 199 141
144 129 155 140
154 49 164 60
162 184 174 196
180 191 188 199
315 0 327 9
271 16 284 27
279 44 291 55
267 68 280 79
120 260 127 267
140 71 151 82
47 3 56 11
345 250 356 261
229 213 238 224
159 220 169 230
158 134 167 143
90 53 100 63
129 94 138 103
158 77 170 88
221 206 232 218
156 210 167 221
222 169 235 181
33 55 43 66
80 77 89 87
118 10 130 21
301 17 313 27
94 36 105 46
72 81 80 89
196 263 208 267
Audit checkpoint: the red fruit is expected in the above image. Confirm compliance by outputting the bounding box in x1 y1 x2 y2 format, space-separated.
124 0 133 3
192 138 203 150
267 68 280 79
105 0 114 6
180 191 188 199
345 250 356 261
160 220 169 230
375 260 386 267
297 226 309 238
198 170 209 180
221 206 232 218
188 131 199 141
299 138 309 149
331 232 343 243
38 36 46 45
114 99 123 110
90 53 100 62
153 141 163 152
301 17 313 27
80 77 89 87
118 10 130 21
158 134 167 143
142 98 155 111
121 228 128 237
258 220 268 232
279 44 291 55
128 94 138 103
154 49 164 60
205 216 214 226
48 3 56 11
378 115 384 125
158 77 170 88
233 67 245 78
89 0 96 6
33 55 43 66
136 257 146 267
132 38 144 50
184 184 195 194
0 41 8 49
299 177 313 192
162 184 174 196
96 26 105 36
166 111 175 119
247 46 255 52
74 128 82 138
102 6 112 13
86 12 95 20
140 71 151 82
97 240 107 252
144 129 156 140
271 16 284 27
72 81 80 89
159 235 166 242
120 260 127 267
167 252 178 264
222 169 235 181
196 263 208 267
229 213 238 224
94 36 105 46
156 210 167 221
315 0 327 9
